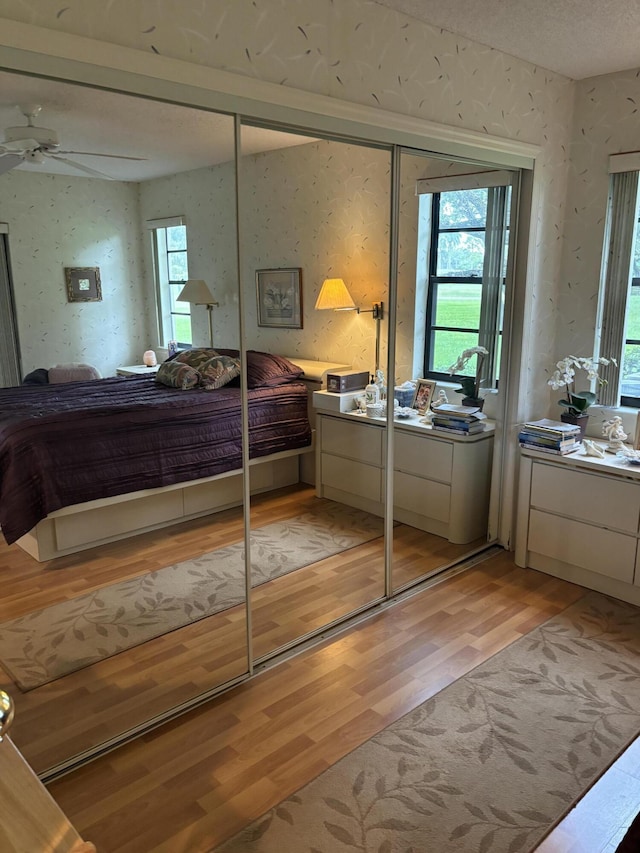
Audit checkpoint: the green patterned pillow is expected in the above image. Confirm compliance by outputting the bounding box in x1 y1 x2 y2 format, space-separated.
198 355 241 390
174 348 220 370
155 360 200 390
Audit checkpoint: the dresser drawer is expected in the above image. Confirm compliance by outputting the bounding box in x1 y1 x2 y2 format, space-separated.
528 508 636 583
395 431 453 483
530 462 640 533
394 471 450 523
321 454 382 501
320 416 383 465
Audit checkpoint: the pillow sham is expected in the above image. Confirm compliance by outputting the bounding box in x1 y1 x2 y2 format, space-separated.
214 349 303 388
198 354 241 390
155 360 200 390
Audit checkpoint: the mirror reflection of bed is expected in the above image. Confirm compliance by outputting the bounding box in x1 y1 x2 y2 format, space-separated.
0 69 509 776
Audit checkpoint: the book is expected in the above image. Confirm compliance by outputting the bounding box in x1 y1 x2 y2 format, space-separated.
433 404 487 421
522 418 580 436
519 441 579 455
518 431 578 447
433 423 486 436
434 421 486 434
435 416 487 428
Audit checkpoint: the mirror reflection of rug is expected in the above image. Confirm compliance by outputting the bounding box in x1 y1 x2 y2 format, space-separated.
216 592 640 853
0 501 383 690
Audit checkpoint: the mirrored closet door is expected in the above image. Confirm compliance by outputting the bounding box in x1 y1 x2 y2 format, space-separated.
0 72 249 775
238 120 392 661
389 148 517 593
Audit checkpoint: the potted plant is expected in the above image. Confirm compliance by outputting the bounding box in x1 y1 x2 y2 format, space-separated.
547 354 616 438
448 346 489 409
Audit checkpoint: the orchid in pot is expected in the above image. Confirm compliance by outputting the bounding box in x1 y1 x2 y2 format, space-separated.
548 354 616 436
448 346 489 409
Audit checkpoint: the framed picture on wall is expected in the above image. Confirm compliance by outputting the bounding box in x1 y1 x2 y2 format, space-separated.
65 267 102 302
412 378 436 412
256 268 303 329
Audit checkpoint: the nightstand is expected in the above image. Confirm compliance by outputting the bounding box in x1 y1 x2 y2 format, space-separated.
116 364 160 376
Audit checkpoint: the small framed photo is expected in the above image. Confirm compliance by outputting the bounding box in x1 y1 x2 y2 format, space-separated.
65 267 102 302
412 379 436 412
256 268 302 329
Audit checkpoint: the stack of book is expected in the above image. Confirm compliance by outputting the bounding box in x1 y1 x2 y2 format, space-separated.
518 418 581 455
431 404 487 436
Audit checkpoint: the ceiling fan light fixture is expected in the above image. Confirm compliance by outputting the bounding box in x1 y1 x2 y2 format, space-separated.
25 149 45 165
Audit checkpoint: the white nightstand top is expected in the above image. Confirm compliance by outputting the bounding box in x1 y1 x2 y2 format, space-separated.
283 357 351 385
116 364 160 376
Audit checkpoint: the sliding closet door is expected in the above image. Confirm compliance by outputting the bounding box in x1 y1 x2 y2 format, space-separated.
0 72 250 776
390 149 515 592
237 120 391 660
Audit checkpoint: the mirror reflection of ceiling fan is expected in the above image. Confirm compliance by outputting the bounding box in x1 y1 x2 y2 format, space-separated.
0 104 147 179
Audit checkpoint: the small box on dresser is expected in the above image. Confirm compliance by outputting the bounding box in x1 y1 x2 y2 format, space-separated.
326 370 369 393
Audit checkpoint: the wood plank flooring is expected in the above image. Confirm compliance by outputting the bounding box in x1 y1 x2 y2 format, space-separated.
0 484 474 772
4 484 638 851
45 546 628 853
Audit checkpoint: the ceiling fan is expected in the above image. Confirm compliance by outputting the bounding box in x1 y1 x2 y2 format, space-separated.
0 103 147 179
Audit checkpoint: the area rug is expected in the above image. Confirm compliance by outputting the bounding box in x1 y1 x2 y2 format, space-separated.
216 592 640 853
0 501 383 691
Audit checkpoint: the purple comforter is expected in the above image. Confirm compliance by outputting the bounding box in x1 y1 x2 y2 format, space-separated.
0 376 311 544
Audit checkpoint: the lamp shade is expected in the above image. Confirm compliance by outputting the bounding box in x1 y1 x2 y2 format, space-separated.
176 279 216 305
314 278 357 311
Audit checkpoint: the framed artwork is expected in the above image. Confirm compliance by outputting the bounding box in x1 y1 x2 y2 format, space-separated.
412 378 436 412
256 268 302 329
65 267 102 302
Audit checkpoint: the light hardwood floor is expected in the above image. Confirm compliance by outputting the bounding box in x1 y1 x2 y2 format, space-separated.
0 484 476 772
3 485 638 851
45 544 640 852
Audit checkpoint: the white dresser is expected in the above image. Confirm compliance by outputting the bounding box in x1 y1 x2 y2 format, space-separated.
315 408 494 544
515 447 640 605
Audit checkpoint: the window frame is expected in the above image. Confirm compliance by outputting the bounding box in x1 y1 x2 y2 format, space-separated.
421 182 510 389
149 219 192 348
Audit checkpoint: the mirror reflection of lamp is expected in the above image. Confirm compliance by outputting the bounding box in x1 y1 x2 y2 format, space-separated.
314 278 384 372
176 279 219 348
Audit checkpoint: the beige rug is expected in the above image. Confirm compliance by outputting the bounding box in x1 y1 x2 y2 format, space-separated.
216 592 640 853
0 501 382 691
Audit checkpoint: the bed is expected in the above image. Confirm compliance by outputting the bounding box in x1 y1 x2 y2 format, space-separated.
0 350 312 560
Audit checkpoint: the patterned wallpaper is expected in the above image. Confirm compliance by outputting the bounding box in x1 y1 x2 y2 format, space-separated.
240 137 390 373
559 69 640 363
0 169 149 377
138 156 240 352
0 0 575 414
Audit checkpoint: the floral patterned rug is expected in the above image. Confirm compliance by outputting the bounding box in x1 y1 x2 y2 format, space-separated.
216 592 640 853
0 501 383 691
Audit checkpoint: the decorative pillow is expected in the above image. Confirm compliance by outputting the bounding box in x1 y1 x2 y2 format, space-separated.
198 355 241 390
216 350 300 388
174 348 220 370
155 360 200 390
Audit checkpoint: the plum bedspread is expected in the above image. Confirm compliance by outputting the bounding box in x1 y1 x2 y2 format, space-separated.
0 375 311 544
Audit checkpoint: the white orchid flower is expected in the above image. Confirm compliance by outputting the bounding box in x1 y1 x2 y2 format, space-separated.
447 346 489 375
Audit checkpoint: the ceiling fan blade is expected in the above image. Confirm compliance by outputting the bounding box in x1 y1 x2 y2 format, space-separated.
56 150 147 161
0 138 39 153
0 154 22 174
49 155 115 180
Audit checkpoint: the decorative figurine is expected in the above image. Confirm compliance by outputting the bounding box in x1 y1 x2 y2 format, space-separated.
602 415 627 453
582 439 606 459
432 389 449 408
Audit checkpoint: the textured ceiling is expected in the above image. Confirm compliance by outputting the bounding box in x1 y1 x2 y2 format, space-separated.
372 0 640 80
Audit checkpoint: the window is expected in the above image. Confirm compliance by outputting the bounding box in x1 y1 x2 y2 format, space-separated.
418 176 512 389
597 166 640 407
148 216 191 347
